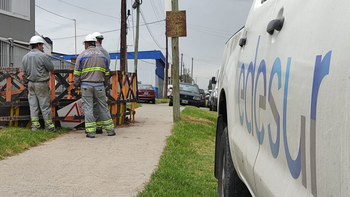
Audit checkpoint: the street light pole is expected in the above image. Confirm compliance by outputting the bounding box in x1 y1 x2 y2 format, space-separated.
132 0 141 73
73 19 77 57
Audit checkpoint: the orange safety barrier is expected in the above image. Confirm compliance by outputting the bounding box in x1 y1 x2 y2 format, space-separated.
0 68 137 128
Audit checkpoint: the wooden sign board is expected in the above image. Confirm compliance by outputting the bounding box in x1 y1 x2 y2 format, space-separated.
166 11 187 37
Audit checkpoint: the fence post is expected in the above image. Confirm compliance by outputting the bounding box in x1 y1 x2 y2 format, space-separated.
111 72 117 126
49 72 56 124
131 73 135 123
8 38 14 67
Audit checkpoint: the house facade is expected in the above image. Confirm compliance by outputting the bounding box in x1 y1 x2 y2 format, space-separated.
0 0 35 42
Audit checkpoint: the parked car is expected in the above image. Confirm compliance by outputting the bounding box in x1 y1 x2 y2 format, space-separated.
206 89 212 104
199 89 206 107
169 83 201 107
208 83 218 111
137 84 156 104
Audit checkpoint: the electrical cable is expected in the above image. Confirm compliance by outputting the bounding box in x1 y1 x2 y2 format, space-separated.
35 16 96 32
150 0 165 30
36 5 74 21
51 19 165 40
56 0 120 19
188 26 230 39
189 23 233 34
140 8 165 50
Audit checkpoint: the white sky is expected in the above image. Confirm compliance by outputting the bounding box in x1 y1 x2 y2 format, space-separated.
35 0 254 90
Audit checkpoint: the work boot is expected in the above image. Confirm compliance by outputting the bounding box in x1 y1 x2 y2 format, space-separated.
86 131 96 138
48 127 57 133
107 129 116 136
96 127 103 134
31 125 41 131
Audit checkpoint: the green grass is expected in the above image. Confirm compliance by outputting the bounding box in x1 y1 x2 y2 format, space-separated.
156 98 169 104
137 106 218 197
0 127 70 160
127 102 142 109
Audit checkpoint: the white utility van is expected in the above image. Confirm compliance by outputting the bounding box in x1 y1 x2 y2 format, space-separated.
214 0 350 197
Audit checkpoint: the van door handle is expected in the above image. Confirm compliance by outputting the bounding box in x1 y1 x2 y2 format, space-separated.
267 17 284 35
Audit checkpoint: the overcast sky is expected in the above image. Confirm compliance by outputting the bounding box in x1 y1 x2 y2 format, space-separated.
35 0 254 90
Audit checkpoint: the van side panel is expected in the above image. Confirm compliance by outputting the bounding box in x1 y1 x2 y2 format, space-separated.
219 27 261 195
219 0 350 196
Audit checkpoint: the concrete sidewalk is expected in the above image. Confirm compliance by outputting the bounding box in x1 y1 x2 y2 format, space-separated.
0 103 174 197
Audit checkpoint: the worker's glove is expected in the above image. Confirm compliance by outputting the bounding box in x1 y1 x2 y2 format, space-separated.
75 87 81 95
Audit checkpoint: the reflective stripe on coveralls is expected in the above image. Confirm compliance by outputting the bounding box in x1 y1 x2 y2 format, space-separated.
81 82 114 133
27 82 55 130
31 116 40 126
74 67 110 76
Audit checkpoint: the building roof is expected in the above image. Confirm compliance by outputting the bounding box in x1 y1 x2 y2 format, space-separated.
53 50 165 63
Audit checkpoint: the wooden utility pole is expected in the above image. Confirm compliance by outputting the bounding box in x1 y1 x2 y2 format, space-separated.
120 0 127 72
166 0 186 122
171 0 180 122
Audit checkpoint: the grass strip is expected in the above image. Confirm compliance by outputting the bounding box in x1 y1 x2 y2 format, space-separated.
127 102 142 109
0 127 70 160
137 106 217 197
156 98 169 104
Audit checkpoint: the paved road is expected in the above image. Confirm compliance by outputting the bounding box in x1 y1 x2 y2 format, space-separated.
0 103 174 197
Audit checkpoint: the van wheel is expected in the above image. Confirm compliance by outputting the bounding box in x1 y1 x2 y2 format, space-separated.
217 127 251 197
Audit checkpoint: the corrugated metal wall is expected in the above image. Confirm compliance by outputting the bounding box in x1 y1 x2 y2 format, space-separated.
0 38 28 68
0 38 74 91
0 0 11 12
0 40 9 67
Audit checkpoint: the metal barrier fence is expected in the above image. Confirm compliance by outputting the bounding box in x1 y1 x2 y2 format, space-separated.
0 37 137 128
0 37 29 68
0 67 137 128
0 37 75 93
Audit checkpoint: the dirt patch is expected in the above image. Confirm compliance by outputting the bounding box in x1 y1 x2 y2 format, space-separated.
185 116 215 124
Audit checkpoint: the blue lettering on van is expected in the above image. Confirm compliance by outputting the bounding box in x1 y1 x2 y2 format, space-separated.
283 57 302 179
237 36 332 195
268 58 282 159
309 51 332 197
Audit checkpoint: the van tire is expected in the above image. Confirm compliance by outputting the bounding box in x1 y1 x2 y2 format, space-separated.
218 127 251 197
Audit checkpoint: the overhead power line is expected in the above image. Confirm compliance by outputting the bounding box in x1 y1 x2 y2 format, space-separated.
57 0 120 19
51 19 165 40
36 16 96 32
36 5 74 21
140 8 165 50
189 23 233 34
188 26 229 39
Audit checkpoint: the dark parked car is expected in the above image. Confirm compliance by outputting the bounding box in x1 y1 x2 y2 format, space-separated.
138 84 156 104
169 83 201 107
199 89 206 107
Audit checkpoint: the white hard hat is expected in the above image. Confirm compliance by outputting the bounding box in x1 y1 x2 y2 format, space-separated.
83 34 97 44
92 32 104 39
29 35 45 44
